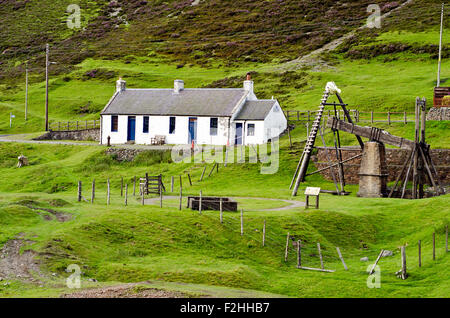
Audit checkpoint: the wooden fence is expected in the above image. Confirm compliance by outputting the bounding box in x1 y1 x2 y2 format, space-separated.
284 110 416 125
49 119 100 131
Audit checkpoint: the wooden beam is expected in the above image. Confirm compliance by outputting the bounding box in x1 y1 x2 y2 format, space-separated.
326 117 415 149
297 266 335 273
369 250 384 275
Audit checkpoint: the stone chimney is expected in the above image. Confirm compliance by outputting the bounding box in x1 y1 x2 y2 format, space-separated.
243 73 256 100
174 79 184 94
116 78 126 93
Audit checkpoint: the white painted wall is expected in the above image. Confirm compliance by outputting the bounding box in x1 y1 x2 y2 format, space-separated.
263 101 287 141
101 115 230 145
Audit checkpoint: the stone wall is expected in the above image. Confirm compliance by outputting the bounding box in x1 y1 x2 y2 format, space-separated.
426 107 450 121
33 129 100 142
312 146 450 185
105 148 146 162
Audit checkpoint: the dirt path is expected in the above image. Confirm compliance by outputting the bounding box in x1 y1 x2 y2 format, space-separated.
0 234 41 282
61 283 190 298
145 196 305 211
276 0 414 72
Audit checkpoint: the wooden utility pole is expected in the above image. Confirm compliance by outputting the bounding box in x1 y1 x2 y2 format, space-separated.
45 43 49 131
437 3 444 87
25 63 28 121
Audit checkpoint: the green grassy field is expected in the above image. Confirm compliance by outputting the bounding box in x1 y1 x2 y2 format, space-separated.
0 128 448 298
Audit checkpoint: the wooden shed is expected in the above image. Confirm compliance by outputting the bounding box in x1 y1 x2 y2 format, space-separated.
433 87 450 107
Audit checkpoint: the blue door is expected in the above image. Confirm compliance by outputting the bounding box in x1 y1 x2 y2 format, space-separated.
127 116 136 141
235 123 243 145
188 117 197 144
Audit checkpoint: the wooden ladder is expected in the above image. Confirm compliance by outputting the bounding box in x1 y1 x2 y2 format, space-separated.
290 90 330 196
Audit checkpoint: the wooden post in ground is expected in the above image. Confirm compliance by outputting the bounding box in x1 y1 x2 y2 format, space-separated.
124 184 128 206
400 245 407 280
199 190 202 214
369 250 384 275
219 198 223 224
388 111 391 125
121 177 123 197
133 176 136 196
240 209 243 236
317 243 324 269
187 174 192 186
171 176 174 192
336 247 348 270
418 240 422 267
284 232 290 262
433 232 436 260
107 178 110 205
404 111 407 124
145 173 149 196
446 225 448 253
371 111 374 124
262 220 266 247
297 240 301 268
77 181 82 202
208 163 216 177
91 179 95 204
179 175 182 211
160 185 163 208
200 166 206 181
287 126 292 149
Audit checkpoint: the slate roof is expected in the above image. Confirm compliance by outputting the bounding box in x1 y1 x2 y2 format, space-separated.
101 88 248 117
234 100 277 120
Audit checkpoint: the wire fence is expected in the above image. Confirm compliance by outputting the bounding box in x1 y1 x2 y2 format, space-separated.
284 109 415 125
49 119 100 131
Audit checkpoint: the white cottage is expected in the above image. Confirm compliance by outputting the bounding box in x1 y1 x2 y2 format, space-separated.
100 75 287 145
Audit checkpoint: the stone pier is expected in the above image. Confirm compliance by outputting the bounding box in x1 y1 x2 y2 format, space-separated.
357 142 388 198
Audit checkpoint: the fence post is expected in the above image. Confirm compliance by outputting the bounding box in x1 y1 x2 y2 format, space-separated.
400 245 407 279
388 111 391 125
297 240 301 268
125 184 128 206
371 111 374 124
133 176 136 196
67 122 70 131
433 232 436 260
107 178 110 205
446 225 448 253
121 177 123 197
219 198 223 224
199 190 202 214
76 121 79 130
160 185 163 208
262 220 266 247
58 122 61 131
91 179 95 204
284 232 290 262
171 176 174 192
187 173 192 186
404 111 407 124
85 120 88 129
336 247 348 270
179 175 182 210
317 242 324 269
307 111 310 122
418 240 422 267
240 209 243 236
297 111 299 121
77 181 82 202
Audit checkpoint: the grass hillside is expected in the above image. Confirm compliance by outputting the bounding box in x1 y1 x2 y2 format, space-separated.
0 132 448 297
0 0 449 298
0 0 448 135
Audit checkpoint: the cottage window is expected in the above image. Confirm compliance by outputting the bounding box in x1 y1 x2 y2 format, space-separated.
210 118 218 136
169 117 176 134
143 116 149 133
111 115 118 132
247 123 255 136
